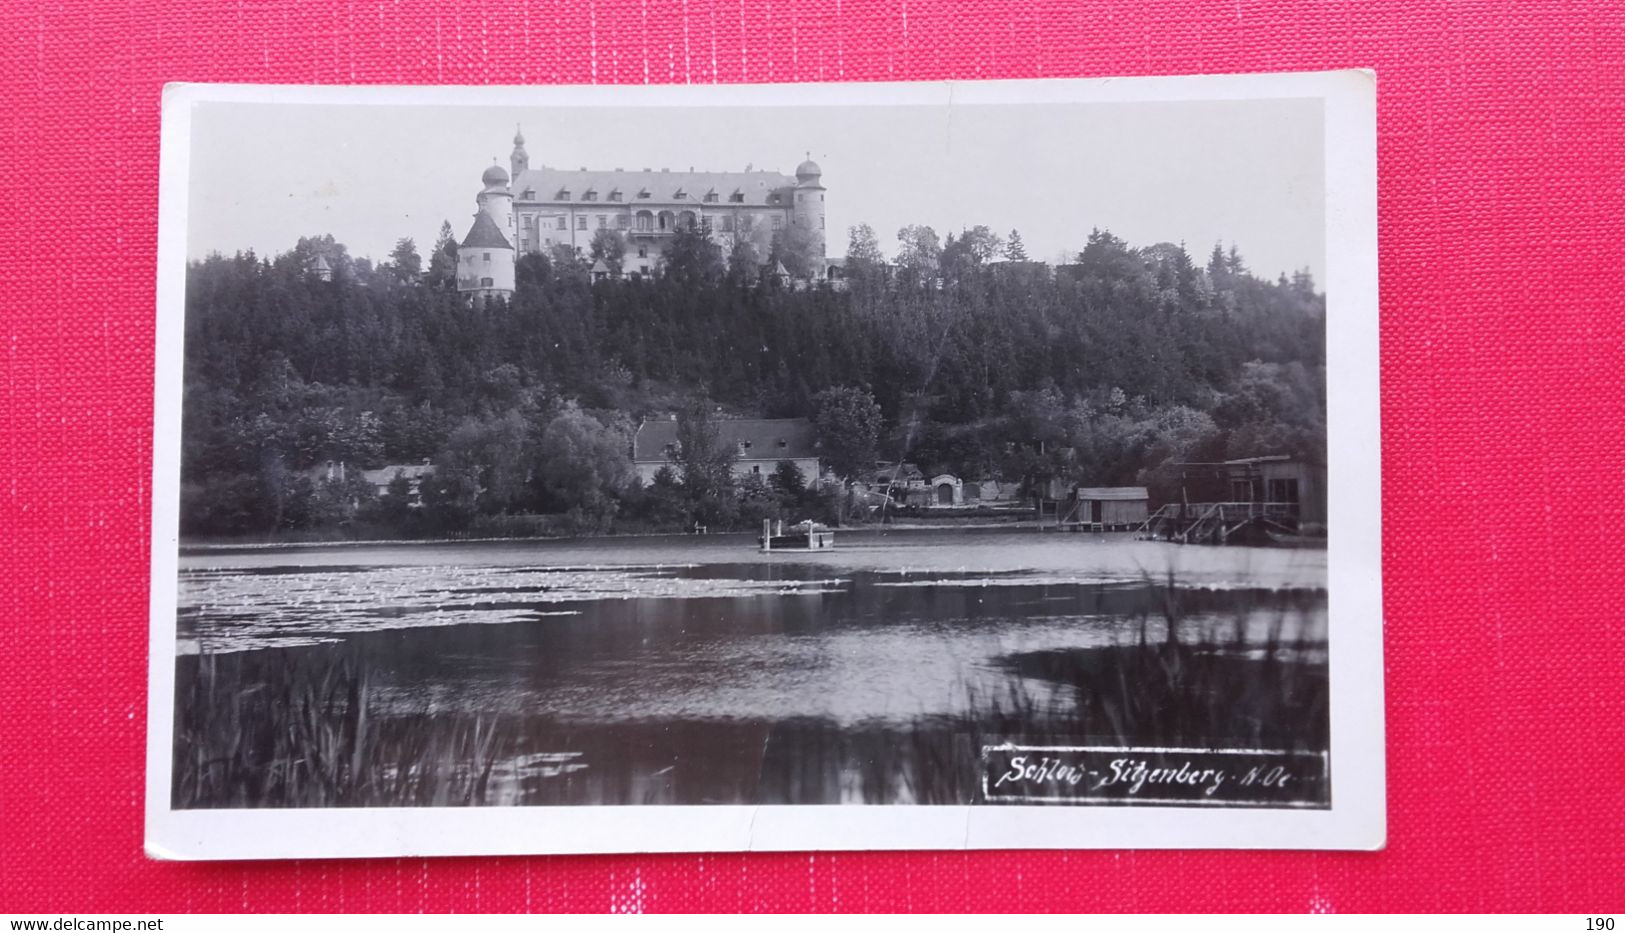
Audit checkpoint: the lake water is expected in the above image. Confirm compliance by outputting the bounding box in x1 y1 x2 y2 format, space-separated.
173 528 1330 807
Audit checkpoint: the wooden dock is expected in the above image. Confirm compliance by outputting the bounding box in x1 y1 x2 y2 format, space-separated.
760 520 836 552
1136 501 1302 545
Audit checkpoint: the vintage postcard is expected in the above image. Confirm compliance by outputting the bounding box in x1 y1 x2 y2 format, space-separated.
146 72 1382 859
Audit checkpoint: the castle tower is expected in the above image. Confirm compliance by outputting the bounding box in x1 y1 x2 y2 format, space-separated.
792 154 827 274
476 162 516 241
510 125 529 180
457 163 516 301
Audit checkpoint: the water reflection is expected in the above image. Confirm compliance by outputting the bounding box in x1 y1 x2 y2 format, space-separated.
172 531 1330 808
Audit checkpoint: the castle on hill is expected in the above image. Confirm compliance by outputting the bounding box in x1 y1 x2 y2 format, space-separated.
457 127 829 300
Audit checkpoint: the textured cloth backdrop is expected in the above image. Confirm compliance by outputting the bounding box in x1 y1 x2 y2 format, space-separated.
1 0 1622 913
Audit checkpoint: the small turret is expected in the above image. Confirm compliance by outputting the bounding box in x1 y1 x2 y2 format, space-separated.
308 252 333 282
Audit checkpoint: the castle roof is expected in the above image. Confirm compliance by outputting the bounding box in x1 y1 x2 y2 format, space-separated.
633 417 818 462
461 210 513 250
512 167 800 207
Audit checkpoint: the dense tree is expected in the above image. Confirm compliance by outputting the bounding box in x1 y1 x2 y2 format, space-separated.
961 225 1005 264
515 251 552 292
178 221 1325 539
634 465 690 528
669 402 739 528
1005 229 1029 262
374 470 416 527
770 459 808 499
439 410 531 514
549 244 588 279
386 238 422 283
589 228 626 271
419 463 481 532
813 386 884 481
662 222 726 286
771 220 822 278
843 223 886 292
727 235 763 284
533 402 634 528
941 226 1004 286
671 403 735 497
426 222 460 290
895 225 943 287
1207 242 1229 286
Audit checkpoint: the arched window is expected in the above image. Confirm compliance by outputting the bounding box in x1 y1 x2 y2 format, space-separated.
677 210 697 229
635 210 654 232
657 211 675 231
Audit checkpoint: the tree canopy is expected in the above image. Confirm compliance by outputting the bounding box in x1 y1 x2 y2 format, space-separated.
179 220 1324 539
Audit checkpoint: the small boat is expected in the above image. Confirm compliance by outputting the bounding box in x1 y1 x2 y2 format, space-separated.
760 519 836 552
1264 528 1324 548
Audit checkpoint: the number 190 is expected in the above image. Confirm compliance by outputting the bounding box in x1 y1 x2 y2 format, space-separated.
1587 919 1614 931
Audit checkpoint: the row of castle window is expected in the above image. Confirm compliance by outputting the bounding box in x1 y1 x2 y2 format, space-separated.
520 213 797 234
526 189 823 206
542 189 752 204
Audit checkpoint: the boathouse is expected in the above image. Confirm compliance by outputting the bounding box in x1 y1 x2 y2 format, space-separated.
1067 487 1150 530
1172 455 1326 528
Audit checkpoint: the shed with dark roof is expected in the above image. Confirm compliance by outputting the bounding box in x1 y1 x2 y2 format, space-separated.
1069 486 1150 528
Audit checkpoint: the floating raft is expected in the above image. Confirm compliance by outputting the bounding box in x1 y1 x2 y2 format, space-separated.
759 520 836 552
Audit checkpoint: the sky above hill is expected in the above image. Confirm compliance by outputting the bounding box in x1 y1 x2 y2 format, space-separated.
188 94 1325 284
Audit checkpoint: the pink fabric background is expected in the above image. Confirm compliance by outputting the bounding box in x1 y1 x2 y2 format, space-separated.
2 0 1622 913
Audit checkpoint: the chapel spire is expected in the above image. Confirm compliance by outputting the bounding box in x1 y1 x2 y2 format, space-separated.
510 124 529 180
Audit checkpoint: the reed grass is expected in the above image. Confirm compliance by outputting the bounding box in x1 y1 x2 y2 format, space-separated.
173 572 1327 807
173 650 512 808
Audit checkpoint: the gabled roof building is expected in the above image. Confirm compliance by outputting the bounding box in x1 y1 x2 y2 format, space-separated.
631 417 822 487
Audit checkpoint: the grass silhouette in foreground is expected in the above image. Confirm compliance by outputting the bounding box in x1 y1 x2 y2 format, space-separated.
173 575 1327 808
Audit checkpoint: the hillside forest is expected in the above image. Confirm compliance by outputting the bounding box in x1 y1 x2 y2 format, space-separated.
179 221 1326 539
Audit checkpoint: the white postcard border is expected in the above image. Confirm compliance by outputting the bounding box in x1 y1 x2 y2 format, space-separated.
146 70 1383 859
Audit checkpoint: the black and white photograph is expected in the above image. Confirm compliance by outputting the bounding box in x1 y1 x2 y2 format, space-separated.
146 74 1382 858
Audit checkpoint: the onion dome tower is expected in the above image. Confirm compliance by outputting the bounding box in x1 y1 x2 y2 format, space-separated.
457 162 516 301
